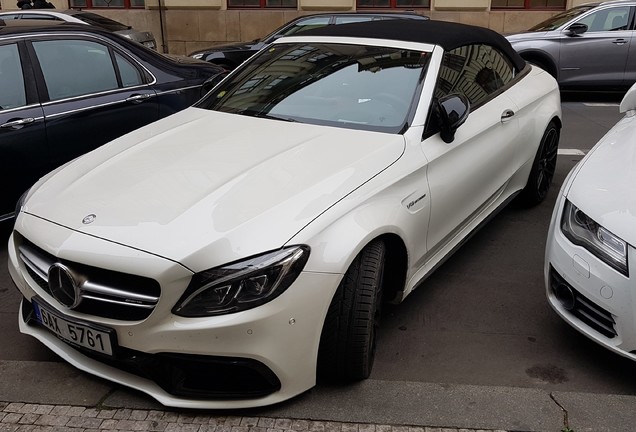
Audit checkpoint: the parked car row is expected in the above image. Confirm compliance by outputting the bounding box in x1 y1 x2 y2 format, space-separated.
3 5 636 411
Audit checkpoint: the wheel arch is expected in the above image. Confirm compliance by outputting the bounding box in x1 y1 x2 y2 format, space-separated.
520 50 558 79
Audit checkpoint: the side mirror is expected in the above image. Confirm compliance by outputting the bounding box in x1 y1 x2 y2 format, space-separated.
566 23 588 36
620 82 636 114
436 94 470 144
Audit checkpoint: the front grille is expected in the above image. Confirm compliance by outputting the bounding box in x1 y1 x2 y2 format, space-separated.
550 267 617 339
16 232 161 321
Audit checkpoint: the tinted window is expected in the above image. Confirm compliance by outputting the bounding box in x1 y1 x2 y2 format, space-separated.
576 6 631 32
20 14 62 21
115 52 143 87
33 39 118 101
334 16 374 24
0 44 27 110
435 44 515 108
0 14 21 20
278 16 331 37
198 42 430 133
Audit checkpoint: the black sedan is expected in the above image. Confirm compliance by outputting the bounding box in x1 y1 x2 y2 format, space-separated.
0 21 225 221
189 11 429 69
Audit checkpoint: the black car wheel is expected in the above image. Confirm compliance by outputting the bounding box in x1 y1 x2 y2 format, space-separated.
318 240 386 381
519 121 560 206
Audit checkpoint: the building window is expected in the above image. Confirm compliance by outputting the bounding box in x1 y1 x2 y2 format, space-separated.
491 0 565 8
69 0 145 8
228 0 297 7
357 0 429 7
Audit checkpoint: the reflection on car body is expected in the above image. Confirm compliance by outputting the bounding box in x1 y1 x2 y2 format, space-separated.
9 20 561 409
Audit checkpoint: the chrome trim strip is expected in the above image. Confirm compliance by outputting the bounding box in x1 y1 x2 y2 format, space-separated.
81 281 159 304
19 248 49 281
81 294 156 309
0 104 43 115
40 84 154 108
43 97 148 119
154 84 202 96
0 212 15 222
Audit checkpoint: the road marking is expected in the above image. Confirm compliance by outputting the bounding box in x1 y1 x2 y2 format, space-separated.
558 149 586 156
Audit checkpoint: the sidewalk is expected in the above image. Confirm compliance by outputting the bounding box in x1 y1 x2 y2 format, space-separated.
0 402 505 432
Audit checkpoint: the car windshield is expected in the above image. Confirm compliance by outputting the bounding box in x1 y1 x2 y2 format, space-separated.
74 12 130 31
196 42 430 134
528 5 595 31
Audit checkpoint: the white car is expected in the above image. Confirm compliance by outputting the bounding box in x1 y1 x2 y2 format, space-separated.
0 9 156 49
545 83 636 360
8 20 561 409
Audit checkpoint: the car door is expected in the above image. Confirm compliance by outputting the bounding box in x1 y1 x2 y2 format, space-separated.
28 36 159 169
422 44 520 253
559 4 633 86
0 40 47 220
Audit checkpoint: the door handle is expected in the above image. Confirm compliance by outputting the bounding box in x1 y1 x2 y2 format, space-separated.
613 39 628 45
501 109 515 123
0 117 35 130
126 94 152 104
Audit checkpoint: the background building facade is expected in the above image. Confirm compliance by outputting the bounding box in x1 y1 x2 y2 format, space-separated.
1 0 592 55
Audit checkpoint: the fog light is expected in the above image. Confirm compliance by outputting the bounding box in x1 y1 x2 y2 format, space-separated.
554 283 576 311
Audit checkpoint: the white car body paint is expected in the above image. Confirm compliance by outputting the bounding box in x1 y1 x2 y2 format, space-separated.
9 30 561 408
545 83 636 361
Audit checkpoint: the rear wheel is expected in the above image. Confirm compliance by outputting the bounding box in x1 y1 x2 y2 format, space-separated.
518 121 560 206
318 240 386 381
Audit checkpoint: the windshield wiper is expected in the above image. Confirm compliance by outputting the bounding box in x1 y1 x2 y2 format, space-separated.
252 113 297 122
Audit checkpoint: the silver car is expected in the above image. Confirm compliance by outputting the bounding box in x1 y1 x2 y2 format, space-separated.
0 9 156 49
506 0 636 89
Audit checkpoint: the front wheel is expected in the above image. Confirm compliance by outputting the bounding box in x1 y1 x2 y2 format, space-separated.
518 121 560 206
318 240 386 381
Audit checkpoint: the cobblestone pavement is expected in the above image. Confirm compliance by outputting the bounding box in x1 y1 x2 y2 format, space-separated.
0 402 507 432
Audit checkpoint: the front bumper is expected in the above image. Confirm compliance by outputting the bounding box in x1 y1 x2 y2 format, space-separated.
545 193 636 361
9 213 341 408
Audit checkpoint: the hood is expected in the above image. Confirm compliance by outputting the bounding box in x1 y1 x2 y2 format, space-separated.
25 108 405 272
566 115 636 246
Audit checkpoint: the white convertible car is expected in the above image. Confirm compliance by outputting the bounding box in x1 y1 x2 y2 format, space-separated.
8 20 561 408
546 83 636 361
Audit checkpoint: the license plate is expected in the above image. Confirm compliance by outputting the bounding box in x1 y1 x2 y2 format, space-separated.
33 301 114 356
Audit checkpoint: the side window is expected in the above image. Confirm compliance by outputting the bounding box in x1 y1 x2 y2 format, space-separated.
576 6 630 32
0 14 22 20
33 39 118 101
0 43 27 110
114 52 143 87
21 14 62 20
280 17 331 36
435 44 515 108
334 16 374 24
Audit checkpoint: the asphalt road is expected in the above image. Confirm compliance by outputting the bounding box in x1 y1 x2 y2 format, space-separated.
0 94 633 431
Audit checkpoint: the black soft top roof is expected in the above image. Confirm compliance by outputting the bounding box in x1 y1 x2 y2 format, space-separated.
297 19 526 72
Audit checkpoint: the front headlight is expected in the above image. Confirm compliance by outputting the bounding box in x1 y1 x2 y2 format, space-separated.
561 200 629 276
173 245 310 317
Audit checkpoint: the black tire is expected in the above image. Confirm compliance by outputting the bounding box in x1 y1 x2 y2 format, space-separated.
518 121 560 206
318 240 386 381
